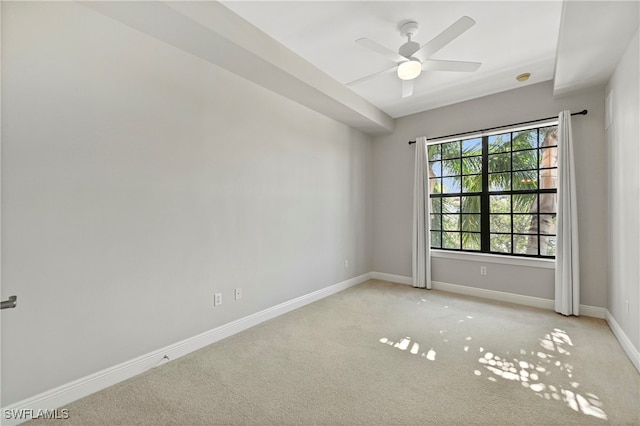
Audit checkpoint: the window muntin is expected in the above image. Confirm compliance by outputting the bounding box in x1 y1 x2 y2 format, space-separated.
428 125 557 258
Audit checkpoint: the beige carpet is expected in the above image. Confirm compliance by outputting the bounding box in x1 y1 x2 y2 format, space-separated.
30 280 639 425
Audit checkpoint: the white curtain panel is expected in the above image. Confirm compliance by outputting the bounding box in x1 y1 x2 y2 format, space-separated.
555 111 580 316
412 136 432 289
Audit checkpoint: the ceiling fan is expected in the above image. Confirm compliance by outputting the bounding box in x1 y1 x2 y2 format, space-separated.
348 17 482 98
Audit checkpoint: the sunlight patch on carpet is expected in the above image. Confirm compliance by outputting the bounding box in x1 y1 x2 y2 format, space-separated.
376 320 608 420
474 328 607 420
379 337 436 361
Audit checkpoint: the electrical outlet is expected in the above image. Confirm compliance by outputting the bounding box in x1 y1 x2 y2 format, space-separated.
214 293 222 306
345 260 349 269
480 266 487 275
235 288 242 300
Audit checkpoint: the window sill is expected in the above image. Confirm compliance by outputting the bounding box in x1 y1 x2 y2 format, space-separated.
431 249 555 269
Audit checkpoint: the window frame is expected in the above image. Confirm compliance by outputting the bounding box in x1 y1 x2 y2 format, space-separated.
427 121 558 259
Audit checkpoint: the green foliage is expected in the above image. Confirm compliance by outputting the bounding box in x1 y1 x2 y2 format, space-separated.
429 127 557 255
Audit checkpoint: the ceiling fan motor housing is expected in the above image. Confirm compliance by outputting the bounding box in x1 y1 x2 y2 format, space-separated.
399 21 419 39
399 21 420 58
399 41 420 58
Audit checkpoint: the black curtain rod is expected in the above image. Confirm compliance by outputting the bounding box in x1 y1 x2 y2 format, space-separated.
408 109 588 145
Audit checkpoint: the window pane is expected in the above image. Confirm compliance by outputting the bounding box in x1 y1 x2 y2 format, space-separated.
430 178 441 194
443 214 460 231
462 156 482 174
461 214 480 232
489 173 511 191
513 234 535 255
512 150 537 171
441 141 460 159
539 214 556 235
520 235 539 255
539 147 557 168
512 193 537 213
513 171 537 190
540 236 556 256
462 138 482 156
539 193 557 213
431 231 441 248
462 233 481 251
512 130 538 150
490 234 511 253
442 177 461 193
489 153 511 173
539 127 558 147
441 159 461 176
462 175 481 193
539 169 557 189
430 196 442 213
489 134 510 153
513 214 537 234
490 214 511 233
430 214 441 231
490 195 510 213
429 161 442 177
442 196 460 213
428 144 441 161
461 196 481 213
443 232 460 249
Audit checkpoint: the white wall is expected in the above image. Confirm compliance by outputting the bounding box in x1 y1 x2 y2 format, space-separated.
1 2 372 405
372 81 608 305
606 29 640 351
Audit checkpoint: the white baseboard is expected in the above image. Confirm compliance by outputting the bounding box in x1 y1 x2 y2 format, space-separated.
605 310 640 374
432 280 556 310
370 273 606 319
578 304 607 319
431 281 607 319
371 272 413 285
0 273 371 425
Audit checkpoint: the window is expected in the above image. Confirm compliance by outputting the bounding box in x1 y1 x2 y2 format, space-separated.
428 125 557 258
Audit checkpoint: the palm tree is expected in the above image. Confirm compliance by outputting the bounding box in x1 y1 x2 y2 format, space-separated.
428 126 557 255
525 128 558 255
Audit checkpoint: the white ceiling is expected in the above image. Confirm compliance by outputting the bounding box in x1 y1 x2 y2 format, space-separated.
85 1 638 135
554 0 639 96
221 1 563 118
221 1 639 119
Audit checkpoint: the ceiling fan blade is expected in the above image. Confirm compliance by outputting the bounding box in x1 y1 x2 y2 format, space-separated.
421 59 481 72
402 79 414 98
413 16 476 62
346 65 397 86
356 37 408 63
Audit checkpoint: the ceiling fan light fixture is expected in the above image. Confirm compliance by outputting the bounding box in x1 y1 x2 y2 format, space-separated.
397 60 422 80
